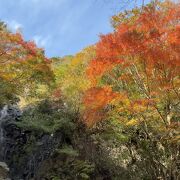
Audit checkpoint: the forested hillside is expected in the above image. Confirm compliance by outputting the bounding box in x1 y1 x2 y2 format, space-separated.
0 1 179 179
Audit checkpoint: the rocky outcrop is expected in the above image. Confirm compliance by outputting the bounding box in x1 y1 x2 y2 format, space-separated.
0 162 10 180
0 105 63 180
0 105 21 161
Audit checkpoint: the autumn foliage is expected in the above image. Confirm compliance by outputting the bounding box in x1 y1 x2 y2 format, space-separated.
0 23 53 104
82 2 180 177
83 86 120 126
84 1 180 128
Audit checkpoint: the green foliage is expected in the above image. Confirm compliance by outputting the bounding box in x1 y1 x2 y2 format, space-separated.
57 145 79 157
49 159 95 180
38 145 95 180
56 146 95 180
16 100 76 134
53 46 95 112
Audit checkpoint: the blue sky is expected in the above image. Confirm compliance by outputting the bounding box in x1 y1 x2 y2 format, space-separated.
0 0 151 57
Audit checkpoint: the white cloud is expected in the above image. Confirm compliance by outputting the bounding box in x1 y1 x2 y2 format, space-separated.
7 20 23 32
33 35 51 47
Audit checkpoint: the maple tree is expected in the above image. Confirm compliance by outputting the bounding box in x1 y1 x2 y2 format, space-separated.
84 0 180 131
0 22 54 105
83 1 180 178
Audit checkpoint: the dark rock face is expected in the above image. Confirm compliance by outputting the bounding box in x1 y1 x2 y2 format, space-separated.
0 105 62 180
0 105 22 161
